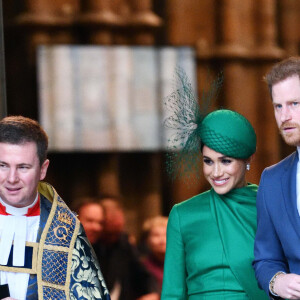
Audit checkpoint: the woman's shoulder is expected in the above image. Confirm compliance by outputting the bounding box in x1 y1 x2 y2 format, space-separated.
167 190 212 228
172 190 211 213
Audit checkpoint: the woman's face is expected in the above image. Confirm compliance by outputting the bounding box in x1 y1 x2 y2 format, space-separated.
202 145 248 195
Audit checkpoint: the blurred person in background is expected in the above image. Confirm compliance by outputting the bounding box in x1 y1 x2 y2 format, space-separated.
140 216 168 294
77 195 159 300
73 197 105 245
97 197 159 300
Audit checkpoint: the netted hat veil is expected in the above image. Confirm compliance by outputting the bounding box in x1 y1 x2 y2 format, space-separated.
164 68 256 183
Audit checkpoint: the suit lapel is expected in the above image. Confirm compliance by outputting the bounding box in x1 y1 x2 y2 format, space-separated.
282 152 300 238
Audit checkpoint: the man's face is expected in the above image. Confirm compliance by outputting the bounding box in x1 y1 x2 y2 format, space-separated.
0 142 49 208
79 203 104 244
272 74 300 146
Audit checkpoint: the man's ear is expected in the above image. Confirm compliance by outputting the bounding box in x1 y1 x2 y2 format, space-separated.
40 159 50 180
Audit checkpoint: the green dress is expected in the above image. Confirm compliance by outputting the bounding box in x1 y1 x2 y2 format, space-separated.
161 184 268 300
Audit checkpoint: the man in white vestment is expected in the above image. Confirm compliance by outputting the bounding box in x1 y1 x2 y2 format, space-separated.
0 116 110 300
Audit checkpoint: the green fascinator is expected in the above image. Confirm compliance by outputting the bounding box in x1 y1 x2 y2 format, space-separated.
200 109 256 159
164 68 256 183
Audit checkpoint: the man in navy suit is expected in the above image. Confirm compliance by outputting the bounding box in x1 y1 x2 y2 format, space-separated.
254 57 300 299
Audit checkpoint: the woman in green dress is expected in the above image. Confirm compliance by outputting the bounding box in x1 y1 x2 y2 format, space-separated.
161 109 268 300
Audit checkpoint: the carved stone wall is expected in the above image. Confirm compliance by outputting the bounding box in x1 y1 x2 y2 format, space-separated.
3 0 300 235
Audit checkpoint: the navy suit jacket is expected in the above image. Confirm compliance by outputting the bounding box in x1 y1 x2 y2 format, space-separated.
253 151 300 299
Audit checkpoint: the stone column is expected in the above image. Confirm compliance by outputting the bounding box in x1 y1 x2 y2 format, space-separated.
128 0 162 45
77 0 121 45
278 0 300 55
216 0 252 57
16 0 78 64
256 0 285 57
97 154 121 196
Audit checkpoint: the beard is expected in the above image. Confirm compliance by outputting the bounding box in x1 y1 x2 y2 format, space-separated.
280 122 300 146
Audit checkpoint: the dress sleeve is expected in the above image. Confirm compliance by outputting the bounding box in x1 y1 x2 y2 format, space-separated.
161 205 187 300
253 170 288 296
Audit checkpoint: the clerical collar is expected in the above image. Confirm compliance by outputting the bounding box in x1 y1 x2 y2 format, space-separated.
0 194 40 216
0 194 40 267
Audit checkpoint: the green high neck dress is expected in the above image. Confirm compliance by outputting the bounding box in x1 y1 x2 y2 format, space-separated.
161 184 268 300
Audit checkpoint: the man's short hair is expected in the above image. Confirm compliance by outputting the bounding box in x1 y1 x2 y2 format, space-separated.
72 197 103 215
0 116 48 165
98 195 124 210
264 57 300 96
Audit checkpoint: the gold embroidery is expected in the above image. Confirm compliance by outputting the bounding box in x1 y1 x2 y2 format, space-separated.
53 225 69 240
58 211 73 226
37 182 80 300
